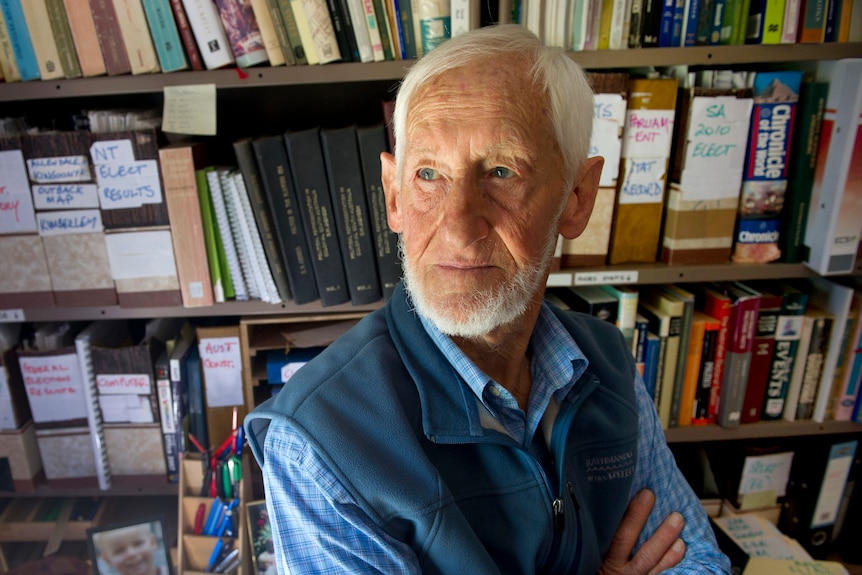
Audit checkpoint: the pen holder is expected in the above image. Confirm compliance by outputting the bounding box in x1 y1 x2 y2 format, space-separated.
178 453 250 575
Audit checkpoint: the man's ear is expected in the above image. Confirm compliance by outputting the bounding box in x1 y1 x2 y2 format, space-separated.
558 156 604 240
380 152 402 233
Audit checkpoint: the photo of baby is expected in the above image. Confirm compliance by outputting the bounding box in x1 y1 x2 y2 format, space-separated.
88 518 173 575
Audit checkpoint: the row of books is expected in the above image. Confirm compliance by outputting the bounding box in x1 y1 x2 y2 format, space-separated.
547 275 862 429
0 121 399 310
515 0 862 50
0 317 246 490
0 0 477 82
557 59 861 275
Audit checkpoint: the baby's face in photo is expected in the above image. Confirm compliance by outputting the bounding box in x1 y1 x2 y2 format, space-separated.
99 526 158 575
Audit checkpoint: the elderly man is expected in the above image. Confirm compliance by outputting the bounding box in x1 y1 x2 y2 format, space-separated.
245 24 731 575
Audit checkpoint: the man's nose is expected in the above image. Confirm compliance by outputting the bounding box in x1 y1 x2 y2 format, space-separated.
441 178 490 248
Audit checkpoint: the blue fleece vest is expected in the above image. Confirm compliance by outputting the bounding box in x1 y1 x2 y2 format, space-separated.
246 284 639 574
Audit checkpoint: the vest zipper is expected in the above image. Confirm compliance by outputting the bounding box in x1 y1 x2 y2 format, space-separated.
552 497 564 531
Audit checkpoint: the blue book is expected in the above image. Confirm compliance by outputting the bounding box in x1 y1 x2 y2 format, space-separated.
141 0 189 72
0 0 39 81
683 0 701 45
658 0 677 45
643 332 661 403
670 0 687 45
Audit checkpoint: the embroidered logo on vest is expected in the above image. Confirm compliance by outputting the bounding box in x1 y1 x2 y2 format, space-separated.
585 450 635 482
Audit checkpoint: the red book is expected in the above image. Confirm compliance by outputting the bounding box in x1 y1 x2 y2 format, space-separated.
693 284 732 425
740 285 782 424
88 0 132 75
168 0 205 70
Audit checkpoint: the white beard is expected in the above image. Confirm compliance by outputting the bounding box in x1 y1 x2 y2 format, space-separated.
399 231 558 339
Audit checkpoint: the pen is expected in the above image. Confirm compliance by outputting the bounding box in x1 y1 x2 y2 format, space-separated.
205 538 224 573
234 425 244 455
194 502 206 535
213 549 240 573
203 499 224 536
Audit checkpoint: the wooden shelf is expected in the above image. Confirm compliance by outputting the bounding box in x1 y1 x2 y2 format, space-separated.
0 43 858 102
7 262 828 322
0 476 179 498
665 420 862 443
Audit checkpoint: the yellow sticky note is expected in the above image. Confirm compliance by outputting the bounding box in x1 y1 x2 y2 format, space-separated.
162 84 217 136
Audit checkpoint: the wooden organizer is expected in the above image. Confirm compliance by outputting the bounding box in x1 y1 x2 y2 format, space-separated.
177 453 250 575
0 496 106 542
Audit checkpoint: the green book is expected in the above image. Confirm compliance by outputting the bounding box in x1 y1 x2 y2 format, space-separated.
196 167 235 302
45 0 81 78
780 80 828 264
276 0 308 65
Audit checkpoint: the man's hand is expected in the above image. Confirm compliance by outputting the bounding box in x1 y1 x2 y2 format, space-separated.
598 489 687 575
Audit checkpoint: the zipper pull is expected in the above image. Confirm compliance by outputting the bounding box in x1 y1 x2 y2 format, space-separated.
553 497 564 531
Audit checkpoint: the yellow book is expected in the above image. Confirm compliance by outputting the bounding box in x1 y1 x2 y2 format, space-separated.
20 0 65 80
0 8 21 82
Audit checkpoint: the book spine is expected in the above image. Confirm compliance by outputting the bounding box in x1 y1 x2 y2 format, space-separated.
232 172 283 303
111 0 162 74
283 128 350 307
394 0 416 57
276 0 309 64
740 298 779 423
356 124 401 300
628 0 645 46
158 145 216 307
760 0 784 41
322 0 354 62
45 0 83 78
251 0 287 66
64 0 108 78
780 81 827 264
0 0 42 80
692 327 718 423
708 0 725 41
141 0 189 72
733 71 801 264
233 139 293 303
798 0 826 41
320 127 382 305
290 0 320 63
780 0 801 41
0 8 21 82
206 169 249 301
669 0 686 45
821 0 838 40
168 0 205 70
744 0 767 42
371 0 393 58
154 353 180 483
263 0 296 64
683 0 701 44
214 0 269 67
180 0 235 69
196 167 228 302
20 0 65 80
361 0 385 60
718 297 760 427
252 136 319 304
658 0 676 44
304 0 342 62
796 316 832 420
344 0 373 61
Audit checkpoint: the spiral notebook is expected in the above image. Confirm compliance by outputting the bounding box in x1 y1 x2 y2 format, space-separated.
206 169 249 301
231 171 282 304
218 169 263 301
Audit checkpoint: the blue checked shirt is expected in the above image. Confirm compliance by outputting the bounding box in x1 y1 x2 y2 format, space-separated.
262 304 731 574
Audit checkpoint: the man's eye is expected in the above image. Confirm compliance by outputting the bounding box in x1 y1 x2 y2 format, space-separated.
491 167 512 178
418 168 438 180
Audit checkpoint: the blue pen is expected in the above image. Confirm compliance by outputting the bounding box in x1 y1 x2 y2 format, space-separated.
234 426 244 454
205 538 224 573
203 499 224 536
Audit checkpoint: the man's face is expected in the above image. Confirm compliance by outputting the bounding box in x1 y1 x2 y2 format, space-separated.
100 527 157 575
385 59 571 337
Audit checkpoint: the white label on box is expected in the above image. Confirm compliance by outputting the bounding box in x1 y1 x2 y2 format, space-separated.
96 373 151 395
26 155 91 183
199 336 244 408
574 270 639 286
19 353 87 423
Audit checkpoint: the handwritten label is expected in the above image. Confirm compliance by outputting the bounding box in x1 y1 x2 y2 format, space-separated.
37 209 103 236
26 155 91 183
680 96 754 201
199 336 244 407
96 373 152 395
105 230 177 280
162 84 217 136
714 515 810 560
95 159 162 209
98 394 154 423
574 270 639 285
590 94 626 187
19 353 87 423
0 368 14 430
0 309 25 323
739 451 794 497
619 157 667 205
32 183 99 210
621 110 675 158
90 139 135 164
1 149 38 234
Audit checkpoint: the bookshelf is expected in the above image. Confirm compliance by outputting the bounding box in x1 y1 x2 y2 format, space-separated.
2 37 862 571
